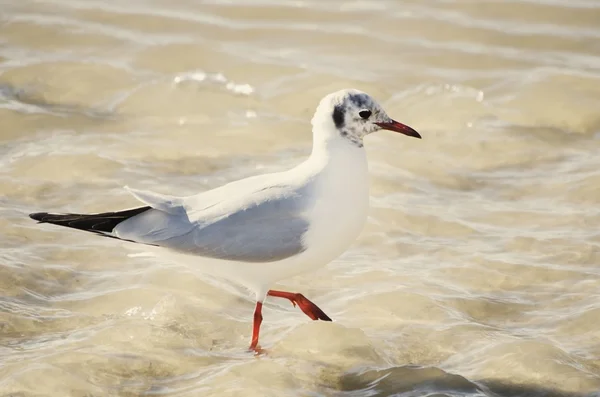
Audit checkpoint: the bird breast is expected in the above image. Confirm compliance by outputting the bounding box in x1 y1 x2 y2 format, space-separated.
301 143 370 265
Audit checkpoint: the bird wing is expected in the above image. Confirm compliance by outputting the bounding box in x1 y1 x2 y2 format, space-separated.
124 186 185 215
115 175 314 263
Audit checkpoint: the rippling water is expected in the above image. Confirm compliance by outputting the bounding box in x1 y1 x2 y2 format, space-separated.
2 1 600 396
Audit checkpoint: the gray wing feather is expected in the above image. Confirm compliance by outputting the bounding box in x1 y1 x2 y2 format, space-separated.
115 183 312 263
125 186 185 215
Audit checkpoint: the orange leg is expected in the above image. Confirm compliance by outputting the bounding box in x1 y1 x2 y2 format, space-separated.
267 290 332 321
249 301 263 351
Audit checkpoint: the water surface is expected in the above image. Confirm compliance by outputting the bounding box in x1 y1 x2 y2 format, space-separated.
2 1 600 396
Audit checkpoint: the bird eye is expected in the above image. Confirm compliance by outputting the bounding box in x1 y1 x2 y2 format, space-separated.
359 110 371 119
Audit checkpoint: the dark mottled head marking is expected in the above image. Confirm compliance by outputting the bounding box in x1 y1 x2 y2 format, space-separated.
322 91 389 148
350 94 369 109
332 105 345 129
312 88 401 148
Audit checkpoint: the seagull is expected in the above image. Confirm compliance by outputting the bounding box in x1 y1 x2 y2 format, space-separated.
29 89 421 351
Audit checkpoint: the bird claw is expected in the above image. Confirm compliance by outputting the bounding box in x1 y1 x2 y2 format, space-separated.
294 294 332 322
267 290 332 321
249 346 266 356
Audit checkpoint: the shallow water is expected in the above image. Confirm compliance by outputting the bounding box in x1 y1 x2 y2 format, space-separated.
2 0 600 396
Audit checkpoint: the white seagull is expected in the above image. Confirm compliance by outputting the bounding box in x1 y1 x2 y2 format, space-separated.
29 89 421 351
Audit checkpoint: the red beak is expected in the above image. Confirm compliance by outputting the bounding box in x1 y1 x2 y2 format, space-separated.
375 120 421 139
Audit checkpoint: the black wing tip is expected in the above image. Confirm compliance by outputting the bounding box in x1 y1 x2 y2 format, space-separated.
28 206 152 233
30 212 49 222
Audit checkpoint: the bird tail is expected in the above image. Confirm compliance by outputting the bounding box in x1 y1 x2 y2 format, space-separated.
29 206 151 236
